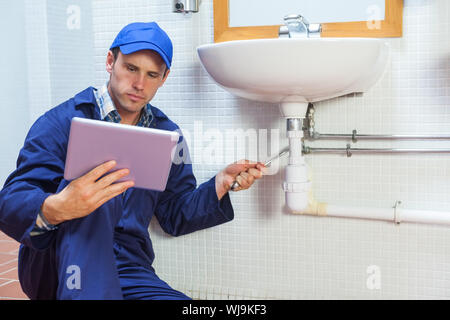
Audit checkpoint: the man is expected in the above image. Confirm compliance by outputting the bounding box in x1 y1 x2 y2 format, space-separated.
0 22 264 299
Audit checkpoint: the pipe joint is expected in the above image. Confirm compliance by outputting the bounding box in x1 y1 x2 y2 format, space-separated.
283 181 311 193
288 130 304 139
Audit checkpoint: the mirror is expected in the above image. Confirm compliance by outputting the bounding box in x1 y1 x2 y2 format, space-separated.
214 0 403 42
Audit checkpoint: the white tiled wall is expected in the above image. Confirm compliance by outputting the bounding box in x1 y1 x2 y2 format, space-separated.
24 0 52 125
46 0 95 107
0 1 29 185
90 0 450 299
23 0 95 123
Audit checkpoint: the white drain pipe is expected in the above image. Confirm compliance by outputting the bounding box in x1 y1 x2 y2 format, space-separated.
293 193 450 226
283 118 311 212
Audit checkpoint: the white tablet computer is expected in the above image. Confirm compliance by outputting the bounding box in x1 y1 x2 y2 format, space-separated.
64 117 180 191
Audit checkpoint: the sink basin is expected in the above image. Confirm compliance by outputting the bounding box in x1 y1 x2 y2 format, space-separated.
197 38 389 117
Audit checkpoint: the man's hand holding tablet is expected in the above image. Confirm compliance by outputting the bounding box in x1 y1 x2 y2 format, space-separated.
40 160 134 225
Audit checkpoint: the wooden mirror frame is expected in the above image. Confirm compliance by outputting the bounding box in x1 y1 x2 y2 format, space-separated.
214 0 403 42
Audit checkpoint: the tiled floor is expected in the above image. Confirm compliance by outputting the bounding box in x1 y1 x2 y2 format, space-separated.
0 231 29 300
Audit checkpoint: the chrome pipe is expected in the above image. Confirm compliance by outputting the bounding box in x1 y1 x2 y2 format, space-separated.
304 145 450 157
309 131 450 142
287 118 303 131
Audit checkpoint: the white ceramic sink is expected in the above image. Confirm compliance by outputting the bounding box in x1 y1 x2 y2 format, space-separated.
197 38 389 117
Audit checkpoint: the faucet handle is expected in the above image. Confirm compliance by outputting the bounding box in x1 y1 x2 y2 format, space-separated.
284 14 309 25
279 14 321 38
282 14 309 38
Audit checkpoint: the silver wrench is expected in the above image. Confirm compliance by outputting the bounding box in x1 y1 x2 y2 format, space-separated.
230 147 290 191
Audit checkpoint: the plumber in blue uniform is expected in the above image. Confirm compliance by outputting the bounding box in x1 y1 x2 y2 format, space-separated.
0 22 265 300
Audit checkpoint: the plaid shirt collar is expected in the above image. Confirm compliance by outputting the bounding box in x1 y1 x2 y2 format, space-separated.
94 82 154 127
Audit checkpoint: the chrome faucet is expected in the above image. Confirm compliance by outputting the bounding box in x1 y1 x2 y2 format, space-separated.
279 14 321 38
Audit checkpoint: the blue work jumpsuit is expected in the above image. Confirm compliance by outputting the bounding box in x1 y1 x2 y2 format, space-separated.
0 87 234 299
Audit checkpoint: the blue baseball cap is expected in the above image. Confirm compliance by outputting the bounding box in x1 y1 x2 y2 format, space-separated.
110 22 173 69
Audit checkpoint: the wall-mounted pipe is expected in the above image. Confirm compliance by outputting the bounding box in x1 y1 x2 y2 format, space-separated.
297 195 450 226
304 104 450 142
308 131 450 142
304 145 450 157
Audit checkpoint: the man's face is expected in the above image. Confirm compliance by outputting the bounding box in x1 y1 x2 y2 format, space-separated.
106 49 170 121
